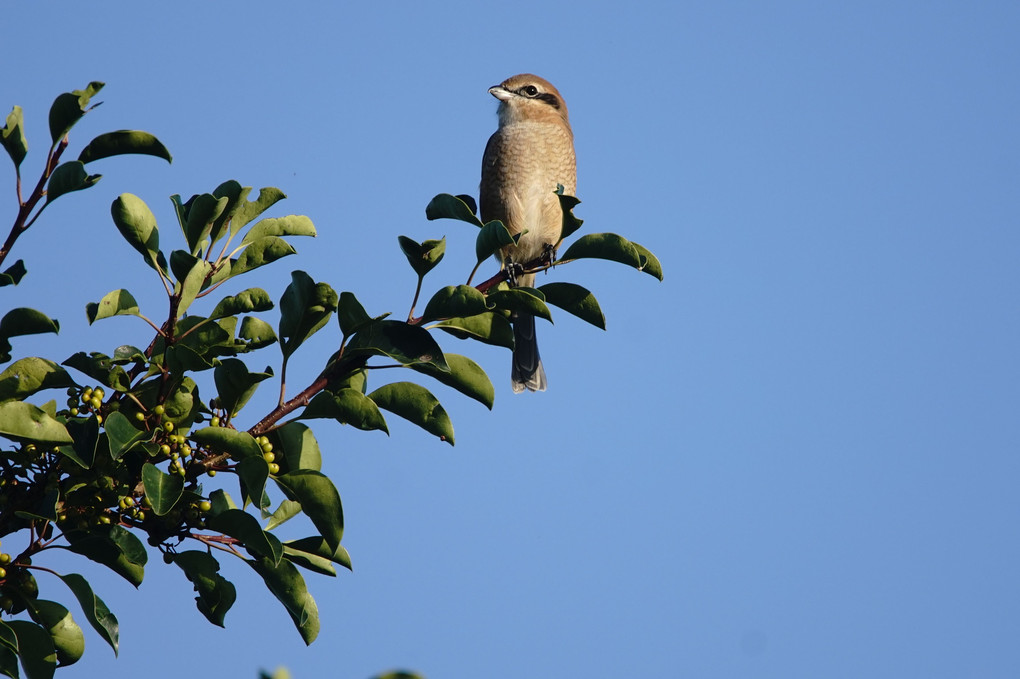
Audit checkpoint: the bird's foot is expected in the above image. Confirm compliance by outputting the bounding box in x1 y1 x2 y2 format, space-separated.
504 258 524 287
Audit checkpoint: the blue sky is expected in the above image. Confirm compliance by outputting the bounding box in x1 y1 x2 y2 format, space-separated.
3 1 1019 677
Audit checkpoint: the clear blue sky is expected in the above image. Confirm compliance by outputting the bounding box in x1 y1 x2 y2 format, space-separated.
4 1 1019 677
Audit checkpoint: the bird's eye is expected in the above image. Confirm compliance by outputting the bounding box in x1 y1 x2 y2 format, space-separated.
522 85 539 97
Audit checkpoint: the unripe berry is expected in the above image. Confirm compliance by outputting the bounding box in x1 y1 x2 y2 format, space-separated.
95 414 103 424
198 501 212 513
163 422 174 432
0 554 10 565
268 463 280 475
69 408 79 416
153 405 165 416
262 452 275 463
160 444 171 455
0 568 7 579
207 469 217 477
210 416 221 427
135 412 146 422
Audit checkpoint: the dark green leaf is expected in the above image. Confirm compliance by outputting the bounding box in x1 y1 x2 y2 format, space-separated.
265 499 302 531
273 422 321 472
300 389 388 434
237 456 270 509
1 106 27 169
231 236 297 277
77 130 172 164
214 359 273 417
242 215 316 243
0 402 72 444
168 551 236 627
397 236 446 277
248 557 319 645
424 193 483 227
0 358 75 402
0 621 18 679
84 289 139 325
63 417 98 469
61 352 130 392
409 353 494 410
238 316 278 350
45 162 100 203
630 241 664 280
278 271 337 359
62 526 146 587
231 186 287 236
485 287 553 322
7 620 55 679
191 426 262 460
206 509 282 564
421 285 487 322
345 320 448 371
176 258 212 317
209 288 273 321
48 81 103 144
368 382 454 445
556 188 583 242
274 470 344 552
475 219 516 263
433 312 515 349
283 536 352 575
110 193 164 273
182 193 228 255
141 463 184 516
56 573 118 656
105 411 148 460
560 232 663 279
0 308 60 363
0 260 27 287
26 600 84 667
538 282 606 329
337 291 371 338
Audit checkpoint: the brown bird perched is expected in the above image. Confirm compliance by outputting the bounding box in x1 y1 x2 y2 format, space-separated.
480 74 577 393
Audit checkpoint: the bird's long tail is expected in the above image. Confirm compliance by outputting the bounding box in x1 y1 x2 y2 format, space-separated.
511 310 546 393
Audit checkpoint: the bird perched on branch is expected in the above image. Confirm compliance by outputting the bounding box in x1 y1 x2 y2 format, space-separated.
480 74 577 393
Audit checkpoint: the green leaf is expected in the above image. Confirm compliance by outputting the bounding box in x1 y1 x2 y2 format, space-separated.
168 551 236 627
537 282 606 330
556 188 583 242
57 573 118 656
485 287 553 322
0 401 72 444
0 308 60 363
273 422 321 472
300 389 388 434
63 526 146 587
0 260 28 287
238 316 278 351
237 456 271 509
368 382 454 445
278 271 337 359
560 232 663 279
191 426 262 460
242 215 316 243
265 499 302 531
14 487 57 523
421 285 487 322
141 463 184 516
214 359 273 417
283 536 352 575
48 81 103 144
433 312 515 349
61 352 130 392
45 161 100 203
180 193 228 255
206 509 283 564
84 289 140 325
63 417 98 469
397 236 446 277
424 193 483 227
0 621 19 678
77 130 172 164
0 358 75 402
209 288 273 321
208 489 238 516
104 411 148 460
208 181 250 249
2 106 28 169
475 219 516 263
409 353 494 410
248 557 319 645
231 186 287 236
231 236 297 277
337 292 372 338
26 600 84 667
7 620 56 679
110 193 165 273
176 258 213 317
631 241 664 280
274 470 344 552
346 320 448 371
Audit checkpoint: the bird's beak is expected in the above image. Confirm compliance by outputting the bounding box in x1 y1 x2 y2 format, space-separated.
488 85 513 102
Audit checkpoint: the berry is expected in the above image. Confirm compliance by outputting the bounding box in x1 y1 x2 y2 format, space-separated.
135 412 146 422
198 501 212 513
207 469 217 477
268 463 280 475
262 452 275 463
210 416 221 427
163 422 174 432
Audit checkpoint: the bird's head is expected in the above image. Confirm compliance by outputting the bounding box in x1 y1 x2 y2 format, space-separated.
489 74 571 129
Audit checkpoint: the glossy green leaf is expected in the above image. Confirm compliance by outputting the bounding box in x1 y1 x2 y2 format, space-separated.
57 573 118 656
84 289 139 325
230 186 287 237
336 291 372 337
242 215 316 243
283 536 352 575
237 456 271 509
105 411 148 459
300 389 388 434
206 509 283 564
48 81 103 144
433 312 515 349
7 620 55 679
630 241 664 280
0 358 75 402
424 193 483 227
168 551 236 627
560 232 663 279
26 601 84 667
248 557 319 645
1 106 27 169
238 316 278 350
273 422 321 472
77 130 172 164
61 352 130 392
485 287 553 322
0 260 27 287
110 193 165 273
14 487 57 523
176 258 213 317
62 526 146 587
141 463 184 516
278 271 337 359
191 426 262 460
0 621 18 678
421 285 487 322
209 288 273 321
475 219 516 263
181 193 228 255
275 470 344 552
397 236 446 277
231 236 297 277
368 382 454 445
0 401 72 444
162 377 200 426
63 417 98 469
214 359 273 417
538 282 606 330
45 161 100 203
0 308 60 363
346 319 448 371
556 188 583 242
409 353 494 410
265 499 303 531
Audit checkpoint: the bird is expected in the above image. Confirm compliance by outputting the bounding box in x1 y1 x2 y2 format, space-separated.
480 74 577 393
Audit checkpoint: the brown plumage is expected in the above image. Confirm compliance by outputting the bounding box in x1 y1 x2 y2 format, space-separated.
480 74 577 393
